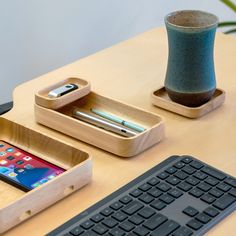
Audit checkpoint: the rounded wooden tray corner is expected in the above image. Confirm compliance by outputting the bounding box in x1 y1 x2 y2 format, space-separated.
151 87 226 118
35 77 91 110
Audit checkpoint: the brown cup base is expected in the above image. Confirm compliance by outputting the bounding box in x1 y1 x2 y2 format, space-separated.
165 88 216 107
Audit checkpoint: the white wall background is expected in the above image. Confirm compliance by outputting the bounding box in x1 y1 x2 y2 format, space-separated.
0 0 235 104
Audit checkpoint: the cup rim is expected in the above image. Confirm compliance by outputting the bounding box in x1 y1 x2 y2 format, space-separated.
165 10 219 30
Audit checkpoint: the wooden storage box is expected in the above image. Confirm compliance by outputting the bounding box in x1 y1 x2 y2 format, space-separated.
0 117 92 234
35 79 165 157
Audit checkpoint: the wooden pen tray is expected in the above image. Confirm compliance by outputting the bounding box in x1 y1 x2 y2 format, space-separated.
151 87 226 118
0 117 92 234
35 91 165 157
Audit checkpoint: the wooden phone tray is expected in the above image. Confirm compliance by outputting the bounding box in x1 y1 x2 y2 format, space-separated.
0 117 92 234
35 79 165 157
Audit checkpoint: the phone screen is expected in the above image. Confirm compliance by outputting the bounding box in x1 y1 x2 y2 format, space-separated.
0 140 65 191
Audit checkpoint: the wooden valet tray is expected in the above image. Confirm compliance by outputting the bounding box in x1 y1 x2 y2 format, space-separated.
151 87 226 118
35 77 91 110
35 91 165 157
0 117 92 234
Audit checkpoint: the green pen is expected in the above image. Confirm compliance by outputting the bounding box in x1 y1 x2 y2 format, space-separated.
90 108 146 133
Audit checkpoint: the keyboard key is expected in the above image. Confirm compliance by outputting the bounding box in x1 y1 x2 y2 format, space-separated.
174 161 185 169
90 214 104 223
203 207 220 217
183 206 199 217
100 207 113 217
133 226 150 236
186 176 200 186
168 188 183 198
195 213 211 224
217 182 231 192
157 172 169 180
102 217 118 228
70 226 84 235
193 171 208 180
92 224 108 235
190 160 204 170
147 177 160 186
224 177 236 188
177 182 192 192
159 193 175 204
189 188 204 198
186 219 203 230
122 200 144 215
166 176 181 186
81 231 98 236
112 211 128 222
205 177 219 186
200 194 216 204
229 188 236 197
172 226 193 236
109 227 125 236
138 206 155 219
80 220 94 230
201 166 226 181
147 187 163 198
151 220 180 236
182 165 196 175
119 220 135 232
181 156 193 164
165 166 177 174
139 183 152 192
156 182 171 192
209 188 224 198
174 171 188 180
110 201 123 210
130 189 142 198
119 195 132 204
213 194 236 210
138 193 154 204
150 199 166 210
143 213 168 230
128 214 144 225
197 182 211 192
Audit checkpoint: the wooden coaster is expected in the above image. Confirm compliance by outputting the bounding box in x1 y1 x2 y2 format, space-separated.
151 87 225 118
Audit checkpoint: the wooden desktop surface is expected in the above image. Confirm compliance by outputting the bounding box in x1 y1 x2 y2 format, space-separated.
3 28 236 235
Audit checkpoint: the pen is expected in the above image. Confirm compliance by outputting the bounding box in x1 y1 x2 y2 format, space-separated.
90 108 146 133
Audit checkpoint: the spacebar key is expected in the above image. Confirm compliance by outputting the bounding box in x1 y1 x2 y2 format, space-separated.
151 220 180 236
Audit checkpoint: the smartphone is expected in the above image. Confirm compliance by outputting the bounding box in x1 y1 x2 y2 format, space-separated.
73 110 138 137
0 140 65 192
48 83 78 98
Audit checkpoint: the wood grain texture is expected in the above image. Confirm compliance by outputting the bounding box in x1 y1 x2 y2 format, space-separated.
151 87 226 118
35 91 165 157
2 28 236 236
0 118 92 234
35 77 91 109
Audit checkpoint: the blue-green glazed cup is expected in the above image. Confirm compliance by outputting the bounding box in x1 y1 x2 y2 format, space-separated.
164 10 218 107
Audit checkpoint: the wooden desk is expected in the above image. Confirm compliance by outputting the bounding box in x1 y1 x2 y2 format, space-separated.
3 28 236 235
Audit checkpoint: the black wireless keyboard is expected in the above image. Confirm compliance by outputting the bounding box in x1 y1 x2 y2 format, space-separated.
48 155 236 236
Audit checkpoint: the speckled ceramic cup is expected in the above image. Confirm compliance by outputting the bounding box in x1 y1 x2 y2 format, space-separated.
164 10 218 107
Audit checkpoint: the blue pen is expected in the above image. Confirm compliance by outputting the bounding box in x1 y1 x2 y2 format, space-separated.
90 108 146 133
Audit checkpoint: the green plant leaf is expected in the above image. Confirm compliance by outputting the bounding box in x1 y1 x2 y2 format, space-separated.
224 28 236 34
220 0 236 12
218 21 236 27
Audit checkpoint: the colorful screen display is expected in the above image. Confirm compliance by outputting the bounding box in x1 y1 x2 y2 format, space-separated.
0 140 65 191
